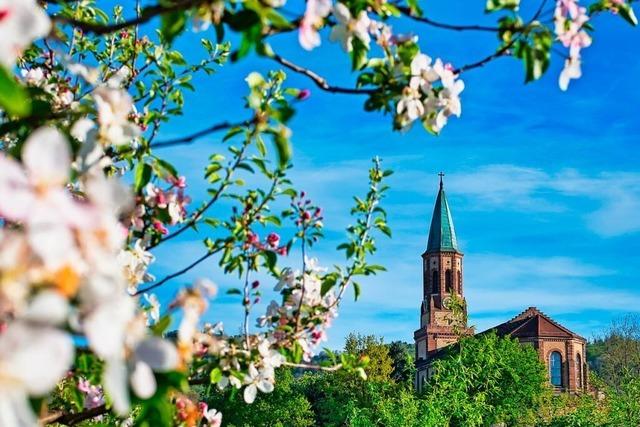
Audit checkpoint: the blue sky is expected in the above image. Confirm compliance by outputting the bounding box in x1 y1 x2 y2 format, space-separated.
147 2 640 349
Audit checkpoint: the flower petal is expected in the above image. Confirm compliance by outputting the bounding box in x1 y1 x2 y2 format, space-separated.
134 338 179 372
130 361 157 399
243 384 257 404
0 322 74 395
22 127 71 188
104 359 130 416
0 156 33 221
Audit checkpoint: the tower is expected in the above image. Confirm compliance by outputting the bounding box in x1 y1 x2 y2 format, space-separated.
414 174 473 388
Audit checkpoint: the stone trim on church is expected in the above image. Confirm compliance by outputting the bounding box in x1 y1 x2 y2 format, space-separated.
414 177 588 393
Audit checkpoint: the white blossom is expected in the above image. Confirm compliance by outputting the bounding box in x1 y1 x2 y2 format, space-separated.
0 322 74 426
243 363 274 404
0 0 51 68
329 3 371 52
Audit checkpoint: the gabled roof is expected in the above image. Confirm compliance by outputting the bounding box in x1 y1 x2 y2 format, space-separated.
482 307 585 341
426 177 459 253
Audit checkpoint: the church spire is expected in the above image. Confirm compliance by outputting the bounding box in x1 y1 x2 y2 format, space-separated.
426 173 459 253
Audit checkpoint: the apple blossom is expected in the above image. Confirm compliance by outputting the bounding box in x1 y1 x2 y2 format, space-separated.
0 322 74 426
554 0 592 90
298 0 332 51
396 86 425 126
243 363 275 404
143 293 161 324
119 240 156 293
330 3 371 52
0 0 51 68
559 57 582 91
203 406 223 427
78 378 105 410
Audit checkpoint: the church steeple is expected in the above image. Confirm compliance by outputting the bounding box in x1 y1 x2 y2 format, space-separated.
426 173 459 254
414 173 472 382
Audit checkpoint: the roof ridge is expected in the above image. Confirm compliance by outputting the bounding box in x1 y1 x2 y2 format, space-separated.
512 306 585 340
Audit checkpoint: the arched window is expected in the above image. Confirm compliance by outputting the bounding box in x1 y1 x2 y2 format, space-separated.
576 354 583 390
457 270 462 293
445 269 452 293
432 270 439 293
550 351 563 387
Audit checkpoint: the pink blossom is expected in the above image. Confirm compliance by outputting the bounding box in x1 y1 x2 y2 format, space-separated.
246 231 260 246
152 220 168 235
77 378 105 409
169 175 187 189
297 89 311 100
298 0 331 51
267 232 280 248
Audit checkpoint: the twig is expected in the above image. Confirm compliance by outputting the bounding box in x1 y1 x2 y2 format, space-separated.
242 257 252 349
270 53 376 95
150 120 250 148
453 40 515 74
42 405 108 426
453 0 549 75
51 0 209 35
396 5 500 32
148 131 254 249
134 249 219 295
283 361 343 371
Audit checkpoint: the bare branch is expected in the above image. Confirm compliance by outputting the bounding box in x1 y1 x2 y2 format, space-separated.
283 361 343 371
453 40 515 75
134 249 219 295
42 405 108 426
396 5 500 32
269 53 376 95
150 120 251 149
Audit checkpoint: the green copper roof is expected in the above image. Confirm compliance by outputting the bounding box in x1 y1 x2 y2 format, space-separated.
426 179 459 253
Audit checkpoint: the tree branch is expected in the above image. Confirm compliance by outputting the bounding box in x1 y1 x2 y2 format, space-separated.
150 120 251 149
453 40 515 75
51 0 208 35
269 53 376 95
396 5 500 32
42 405 108 426
134 249 219 295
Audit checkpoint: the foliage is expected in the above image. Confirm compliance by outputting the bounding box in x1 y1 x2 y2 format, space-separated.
344 333 394 382
424 331 549 426
588 314 640 390
200 369 314 427
388 341 416 386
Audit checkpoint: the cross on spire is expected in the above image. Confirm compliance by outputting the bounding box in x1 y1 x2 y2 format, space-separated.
438 172 445 189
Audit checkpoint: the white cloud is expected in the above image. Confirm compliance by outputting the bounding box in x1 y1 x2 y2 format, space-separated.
395 164 640 237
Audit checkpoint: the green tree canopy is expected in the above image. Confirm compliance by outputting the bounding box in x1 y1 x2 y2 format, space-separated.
423 331 550 426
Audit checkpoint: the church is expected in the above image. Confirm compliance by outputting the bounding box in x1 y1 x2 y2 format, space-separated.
414 176 588 393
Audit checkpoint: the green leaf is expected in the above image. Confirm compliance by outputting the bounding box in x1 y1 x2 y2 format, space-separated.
262 250 277 270
321 275 337 296
160 11 187 44
618 3 638 26
353 281 361 301
350 38 369 71
226 288 242 295
0 67 31 117
273 133 292 168
407 0 423 15
485 0 520 12
151 315 171 336
210 367 222 383
134 162 152 193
